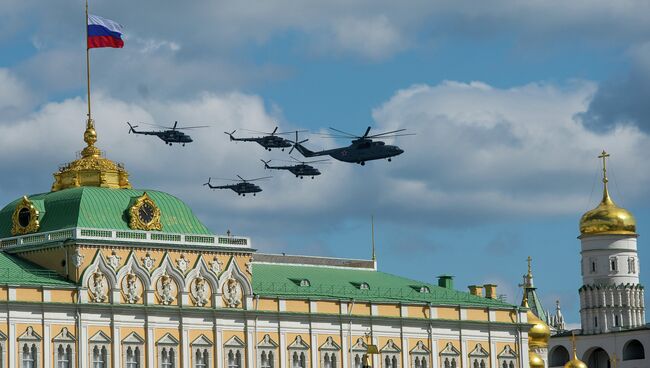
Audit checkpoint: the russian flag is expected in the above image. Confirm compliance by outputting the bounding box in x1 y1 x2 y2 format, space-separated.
87 14 124 49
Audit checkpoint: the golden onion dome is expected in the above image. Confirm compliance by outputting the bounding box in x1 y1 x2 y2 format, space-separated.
527 309 550 348
529 352 545 368
564 333 588 368
564 358 588 368
522 294 550 349
580 151 635 236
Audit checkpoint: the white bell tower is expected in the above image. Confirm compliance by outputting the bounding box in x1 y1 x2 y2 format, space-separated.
578 151 644 334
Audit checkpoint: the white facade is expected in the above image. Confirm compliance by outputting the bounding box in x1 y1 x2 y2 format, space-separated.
579 234 645 334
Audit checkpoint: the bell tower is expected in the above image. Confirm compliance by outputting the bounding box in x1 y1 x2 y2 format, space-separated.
578 151 644 334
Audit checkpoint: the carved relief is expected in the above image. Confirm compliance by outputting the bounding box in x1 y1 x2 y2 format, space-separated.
121 271 141 304
223 278 242 308
108 251 122 270
142 253 156 272
190 274 210 307
156 273 177 305
176 254 189 273
210 257 223 274
72 248 84 268
89 271 109 303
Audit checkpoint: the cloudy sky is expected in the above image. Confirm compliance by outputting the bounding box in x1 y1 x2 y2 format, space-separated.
2 1 650 325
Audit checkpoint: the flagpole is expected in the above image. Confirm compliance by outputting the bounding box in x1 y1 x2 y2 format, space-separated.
85 0 92 122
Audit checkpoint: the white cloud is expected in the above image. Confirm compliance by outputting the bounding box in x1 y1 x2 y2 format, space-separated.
0 69 32 118
1 76 649 240
328 16 407 60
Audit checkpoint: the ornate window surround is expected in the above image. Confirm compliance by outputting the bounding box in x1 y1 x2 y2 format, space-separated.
89 331 111 368
380 339 401 368
351 338 368 368
191 334 213 368
319 336 341 368
257 334 278 368
122 331 145 368
52 327 75 368
157 333 180 368
497 345 517 368
410 340 430 368
18 327 41 368
287 335 310 368
439 342 460 368
224 336 245 368
468 343 489 368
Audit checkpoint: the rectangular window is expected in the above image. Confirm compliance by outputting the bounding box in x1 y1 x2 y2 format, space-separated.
610 257 618 272
125 346 141 368
161 347 175 368
628 257 636 274
594 316 598 327
92 345 108 368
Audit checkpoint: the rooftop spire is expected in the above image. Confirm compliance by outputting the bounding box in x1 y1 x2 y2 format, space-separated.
598 150 614 205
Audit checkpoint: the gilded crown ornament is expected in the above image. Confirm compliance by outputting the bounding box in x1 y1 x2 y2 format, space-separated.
51 118 131 192
11 196 40 235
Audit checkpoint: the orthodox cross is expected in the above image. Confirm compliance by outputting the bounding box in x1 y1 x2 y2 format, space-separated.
599 150 610 184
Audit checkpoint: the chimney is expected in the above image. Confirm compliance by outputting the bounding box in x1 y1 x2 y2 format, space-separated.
437 275 454 289
484 284 497 299
468 285 484 297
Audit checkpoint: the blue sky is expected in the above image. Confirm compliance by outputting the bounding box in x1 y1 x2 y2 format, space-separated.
2 1 650 327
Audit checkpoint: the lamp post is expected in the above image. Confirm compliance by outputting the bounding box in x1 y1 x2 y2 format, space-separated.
363 332 379 368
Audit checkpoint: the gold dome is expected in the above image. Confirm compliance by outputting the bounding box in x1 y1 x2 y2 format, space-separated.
564 358 588 368
522 294 550 349
51 119 131 192
580 151 635 236
529 352 545 368
527 309 551 348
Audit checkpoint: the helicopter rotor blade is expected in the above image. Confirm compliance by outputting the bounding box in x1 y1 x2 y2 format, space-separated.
369 133 416 139
367 128 407 138
362 126 372 138
328 127 360 138
175 125 210 130
271 126 278 135
237 175 245 182
203 177 212 186
173 121 178 130
246 176 273 182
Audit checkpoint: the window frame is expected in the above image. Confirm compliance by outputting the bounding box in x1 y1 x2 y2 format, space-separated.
224 335 246 368
191 334 213 368
122 332 145 368
52 327 75 368
409 341 430 368
157 333 180 368
380 339 401 368
18 327 41 368
287 336 310 368
257 334 278 368
439 342 460 368
319 336 341 368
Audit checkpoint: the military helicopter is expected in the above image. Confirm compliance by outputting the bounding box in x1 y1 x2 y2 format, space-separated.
260 157 329 179
127 121 209 146
224 127 304 151
289 127 411 165
203 176 271 196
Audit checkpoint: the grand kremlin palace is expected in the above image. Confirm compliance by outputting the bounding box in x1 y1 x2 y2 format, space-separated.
0 122 545 367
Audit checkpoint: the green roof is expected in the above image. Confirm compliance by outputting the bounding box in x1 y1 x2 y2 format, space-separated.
0 187 211 238
252 263 515 308
0 252 74 286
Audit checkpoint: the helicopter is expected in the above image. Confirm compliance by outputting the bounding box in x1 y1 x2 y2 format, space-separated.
260 157 330 179
224 127 303 151
203 176 271 196
127 121 208 146
289 127 411 165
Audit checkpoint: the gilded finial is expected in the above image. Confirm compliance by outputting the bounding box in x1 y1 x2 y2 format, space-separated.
598 150 614 205
81 118 101 158
570 331 580 360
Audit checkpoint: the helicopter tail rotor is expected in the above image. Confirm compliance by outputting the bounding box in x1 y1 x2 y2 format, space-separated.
288 131 309 154
260 159 272 169
203 177 212 187
224 130 237 141
127 122 138 134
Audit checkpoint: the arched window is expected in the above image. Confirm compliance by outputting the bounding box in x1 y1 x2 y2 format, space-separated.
319 337 340 368
125 346 141 368
224 335 245 368
288 336 309 368
157 333 179 368
623 339 645 360
258 334 277 368
21 344 37 368
18 327 41 368
56 344 73 368
549 346 570 366
191 334 213 368
92 345 108 368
